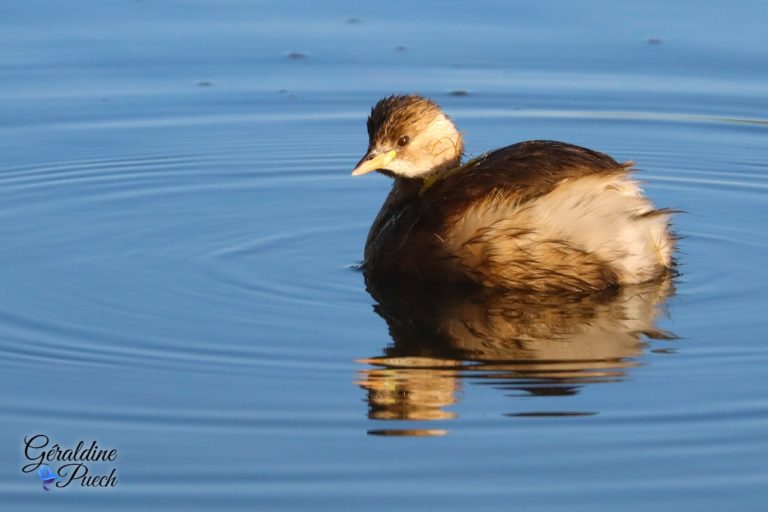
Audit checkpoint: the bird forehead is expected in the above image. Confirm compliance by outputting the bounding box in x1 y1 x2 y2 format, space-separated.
368 102 442 143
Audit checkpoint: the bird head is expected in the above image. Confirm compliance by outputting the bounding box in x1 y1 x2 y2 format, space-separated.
351 95 463 178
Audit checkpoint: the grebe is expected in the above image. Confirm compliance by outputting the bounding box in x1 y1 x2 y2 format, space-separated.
352 95 675 292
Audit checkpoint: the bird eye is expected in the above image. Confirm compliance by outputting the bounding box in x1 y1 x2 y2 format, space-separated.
397 135 410 147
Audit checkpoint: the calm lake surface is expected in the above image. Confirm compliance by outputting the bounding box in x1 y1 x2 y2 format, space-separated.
2 1 768 510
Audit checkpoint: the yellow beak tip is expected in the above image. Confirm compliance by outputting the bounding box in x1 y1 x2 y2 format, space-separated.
350 150 397 177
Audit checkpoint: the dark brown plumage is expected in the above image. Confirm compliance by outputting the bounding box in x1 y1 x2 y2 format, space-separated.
352 95 676 292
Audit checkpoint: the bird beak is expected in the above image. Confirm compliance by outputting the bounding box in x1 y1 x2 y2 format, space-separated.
351 149 397 176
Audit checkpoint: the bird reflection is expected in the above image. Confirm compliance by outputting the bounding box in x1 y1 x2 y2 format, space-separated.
357 273 675 434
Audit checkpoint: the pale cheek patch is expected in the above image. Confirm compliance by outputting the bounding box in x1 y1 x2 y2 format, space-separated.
423 115 462 157
384 114 462 178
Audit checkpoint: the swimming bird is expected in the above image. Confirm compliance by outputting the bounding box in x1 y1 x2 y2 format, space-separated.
351 95 675 293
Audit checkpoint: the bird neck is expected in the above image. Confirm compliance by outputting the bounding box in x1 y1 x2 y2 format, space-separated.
392 153 463 194
390 175 425 201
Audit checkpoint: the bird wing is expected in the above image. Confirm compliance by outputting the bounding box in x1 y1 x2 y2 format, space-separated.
416 141 672 290
422 140 629 210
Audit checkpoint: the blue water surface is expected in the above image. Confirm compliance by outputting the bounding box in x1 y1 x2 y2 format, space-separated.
1 1 767 510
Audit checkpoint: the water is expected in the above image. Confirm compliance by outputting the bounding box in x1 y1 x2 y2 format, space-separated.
2 0 768 509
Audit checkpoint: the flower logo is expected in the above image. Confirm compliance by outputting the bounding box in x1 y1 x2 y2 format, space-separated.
38 465 57 491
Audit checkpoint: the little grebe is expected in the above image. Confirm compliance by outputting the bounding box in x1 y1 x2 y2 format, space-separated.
351 95 675 293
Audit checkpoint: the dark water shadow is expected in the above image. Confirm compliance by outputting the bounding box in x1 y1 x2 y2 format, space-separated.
357 271 676 435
